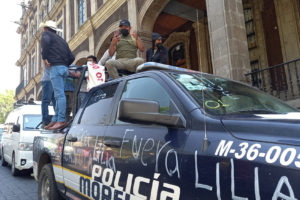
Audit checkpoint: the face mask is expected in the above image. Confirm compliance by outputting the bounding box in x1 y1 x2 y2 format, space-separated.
157 43 163 49
120 29 129 36
87 61 92 65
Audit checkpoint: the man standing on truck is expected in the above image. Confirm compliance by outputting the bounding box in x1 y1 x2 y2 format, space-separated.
41 64 56 128
106 19 145 79
40 20 75 130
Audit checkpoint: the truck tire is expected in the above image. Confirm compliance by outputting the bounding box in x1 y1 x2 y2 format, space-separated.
11 153 20 176
1 148 8 166
38 164 62 200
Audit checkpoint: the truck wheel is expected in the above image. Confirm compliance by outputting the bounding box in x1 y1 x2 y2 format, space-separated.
38 164 62 200
1 149 8 166
11 154 20 176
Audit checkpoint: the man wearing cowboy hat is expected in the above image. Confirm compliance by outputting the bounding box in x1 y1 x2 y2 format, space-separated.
40 20 75 130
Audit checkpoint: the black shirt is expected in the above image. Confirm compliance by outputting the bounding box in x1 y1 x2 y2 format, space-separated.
41 31 74 67
146 46 168 64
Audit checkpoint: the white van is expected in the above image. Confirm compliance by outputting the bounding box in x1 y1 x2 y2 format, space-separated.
0 102 54 176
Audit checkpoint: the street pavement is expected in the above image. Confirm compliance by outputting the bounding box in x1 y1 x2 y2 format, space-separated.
0 165 37 200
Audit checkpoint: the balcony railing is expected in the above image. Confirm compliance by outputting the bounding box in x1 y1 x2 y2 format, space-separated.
15 80 25 96
245 58 300 101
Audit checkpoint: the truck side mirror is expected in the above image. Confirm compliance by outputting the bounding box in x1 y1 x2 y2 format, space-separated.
12 124 20 132
118 99 186 128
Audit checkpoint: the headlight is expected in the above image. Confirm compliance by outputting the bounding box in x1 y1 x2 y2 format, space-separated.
18 143 33 151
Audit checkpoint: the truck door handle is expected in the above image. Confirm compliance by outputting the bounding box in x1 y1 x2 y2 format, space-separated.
104 140 121 147
67 135 78 142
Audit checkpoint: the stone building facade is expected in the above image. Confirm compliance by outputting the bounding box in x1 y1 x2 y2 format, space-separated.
15 0 300 108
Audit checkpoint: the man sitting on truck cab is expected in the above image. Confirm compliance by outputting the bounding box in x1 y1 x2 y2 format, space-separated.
106 19 145 79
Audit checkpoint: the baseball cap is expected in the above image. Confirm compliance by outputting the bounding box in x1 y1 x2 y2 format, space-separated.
119 19 131 27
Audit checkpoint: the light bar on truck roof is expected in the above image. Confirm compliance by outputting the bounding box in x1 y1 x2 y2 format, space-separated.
136 62 199 73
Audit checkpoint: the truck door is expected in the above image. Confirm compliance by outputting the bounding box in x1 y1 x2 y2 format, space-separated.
100 76 190 200
62 83 121 199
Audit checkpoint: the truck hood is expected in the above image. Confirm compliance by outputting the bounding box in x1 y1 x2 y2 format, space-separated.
221 112 300 146
20 130 41 143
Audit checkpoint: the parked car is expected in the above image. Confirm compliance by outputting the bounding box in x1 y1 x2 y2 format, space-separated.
0 124 3 159
0 102 54 176
0 124 3 138
33 62 300 200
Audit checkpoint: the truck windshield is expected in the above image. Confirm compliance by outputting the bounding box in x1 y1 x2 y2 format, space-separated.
23 115 42 130
170 73 299 116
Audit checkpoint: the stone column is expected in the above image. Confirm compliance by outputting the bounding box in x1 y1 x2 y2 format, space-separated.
138 30 152 59
89 33 95 56
36 42 40 73
36 1 40 26
127 0 138 31
206 0 251 82
91 0 97 15
65 0 71 41
74 0 79 33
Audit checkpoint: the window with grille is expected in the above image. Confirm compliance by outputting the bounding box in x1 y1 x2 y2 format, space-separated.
31 53 36 77
57 22 63 38
78 0 86 27
23 67 27 86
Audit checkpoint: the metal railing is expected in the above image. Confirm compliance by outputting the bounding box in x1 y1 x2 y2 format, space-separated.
245 58 300 101
15 80 25 96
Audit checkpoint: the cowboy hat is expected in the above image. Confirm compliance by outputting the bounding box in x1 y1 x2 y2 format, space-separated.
39 20 62 32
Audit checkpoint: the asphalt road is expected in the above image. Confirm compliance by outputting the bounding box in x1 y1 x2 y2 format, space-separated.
0 165 37 200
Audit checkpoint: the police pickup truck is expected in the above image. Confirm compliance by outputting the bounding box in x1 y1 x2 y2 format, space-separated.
33 62 300 200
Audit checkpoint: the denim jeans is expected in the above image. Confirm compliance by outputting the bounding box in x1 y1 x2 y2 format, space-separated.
50 65 69 122
41 81 56 125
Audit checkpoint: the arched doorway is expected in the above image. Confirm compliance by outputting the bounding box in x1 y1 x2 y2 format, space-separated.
95 21 120 63
74 51 90 66
139 0 212 73
75 58 88 66
96 35 113 62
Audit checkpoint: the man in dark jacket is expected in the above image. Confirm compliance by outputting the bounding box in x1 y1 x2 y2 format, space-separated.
40 20 75 130
146 33 168 64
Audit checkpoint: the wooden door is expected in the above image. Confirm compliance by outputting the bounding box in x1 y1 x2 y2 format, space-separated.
262 0 286 91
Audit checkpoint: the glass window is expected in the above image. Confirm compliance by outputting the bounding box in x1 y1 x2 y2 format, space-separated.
120 77 171 114
78 0 86 26
23 115 42 130
23 67 27 86
31 55 36 77
170 73 298 115
80 84 118 125
47 1 50 13
34 19 37 33
41 10 45 20
57 22 63 38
